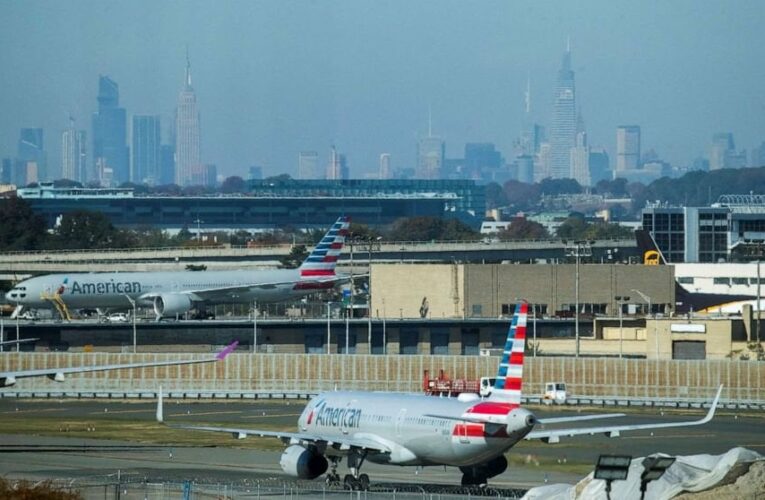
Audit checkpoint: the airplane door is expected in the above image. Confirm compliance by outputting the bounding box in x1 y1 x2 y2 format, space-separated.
395 408 407 438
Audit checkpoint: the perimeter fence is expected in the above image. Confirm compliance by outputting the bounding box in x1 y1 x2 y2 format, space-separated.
36 475 525 500
1 353 763 403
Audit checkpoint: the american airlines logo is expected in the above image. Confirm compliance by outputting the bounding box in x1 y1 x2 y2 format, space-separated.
311 401 362 428
67 280 143 295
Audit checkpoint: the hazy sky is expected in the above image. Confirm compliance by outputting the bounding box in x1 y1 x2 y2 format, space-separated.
1 0 764 179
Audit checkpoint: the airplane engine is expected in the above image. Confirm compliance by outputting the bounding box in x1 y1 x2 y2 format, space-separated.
459 455 508 483
0 376 16 387
153 294 193 318
279 445 328 479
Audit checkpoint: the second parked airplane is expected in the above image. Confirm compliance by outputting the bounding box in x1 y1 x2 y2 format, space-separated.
6 217 351 320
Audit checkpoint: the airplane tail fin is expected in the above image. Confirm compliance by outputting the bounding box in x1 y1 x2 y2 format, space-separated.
298 216 351 278
635 229 667 265
490 301 528 405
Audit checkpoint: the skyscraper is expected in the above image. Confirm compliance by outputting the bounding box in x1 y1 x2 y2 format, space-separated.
325 147 348 180
710 133 745 170
92 76 129 185
570 131 590 186
160 144 175 185
616 125 641 173
18 128 46 181
549 45 576 179
175 54 201 186
61 124 87 182
298 151 319 179
379 153 392 179
132 115 161 185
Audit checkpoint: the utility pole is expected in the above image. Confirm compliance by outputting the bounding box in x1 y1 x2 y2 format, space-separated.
252 300 258 353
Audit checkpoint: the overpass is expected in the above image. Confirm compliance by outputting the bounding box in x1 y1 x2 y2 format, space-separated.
0 238 637 279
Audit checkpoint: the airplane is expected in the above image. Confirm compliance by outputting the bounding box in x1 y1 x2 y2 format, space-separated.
1 340 237 388
156 303 723 489
5 217 351 321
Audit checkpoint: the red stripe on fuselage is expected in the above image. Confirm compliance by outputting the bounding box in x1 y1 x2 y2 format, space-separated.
300 269 336 277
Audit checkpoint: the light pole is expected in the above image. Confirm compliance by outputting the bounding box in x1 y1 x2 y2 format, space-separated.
193 218 204 242
16 313 20 352
0 314 4 353
326 301 332 354
366 236 381 354
532 304 537 357
565 240 592 358
252 300 258 353
615 295 630 359
123 294 137 354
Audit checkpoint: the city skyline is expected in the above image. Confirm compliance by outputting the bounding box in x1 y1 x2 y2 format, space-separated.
1 1 764 181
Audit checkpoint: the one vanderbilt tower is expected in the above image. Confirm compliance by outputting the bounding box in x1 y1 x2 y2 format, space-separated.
175 51 201 186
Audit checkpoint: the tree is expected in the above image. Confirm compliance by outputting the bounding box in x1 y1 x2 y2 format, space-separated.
0 197 48 250
221 176 247 193
280 244 308 268
538 178 582 196
387 216 479 241
555 214 589 239
497 218 549 240
485 182 508 209
49 211 126 249
503 180 540 211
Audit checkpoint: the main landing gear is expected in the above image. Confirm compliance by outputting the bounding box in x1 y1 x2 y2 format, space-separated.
326 452 370 491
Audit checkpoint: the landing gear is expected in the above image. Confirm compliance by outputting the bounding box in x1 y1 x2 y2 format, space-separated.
341 451 370 491
325 457 341 486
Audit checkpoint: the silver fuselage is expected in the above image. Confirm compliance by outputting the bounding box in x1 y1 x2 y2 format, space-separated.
297 391 535 467
6 268 310 310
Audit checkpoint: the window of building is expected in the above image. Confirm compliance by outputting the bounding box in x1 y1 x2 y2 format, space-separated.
430 331 449 355
732 277 749 286
305 332 324 354
400 329 419 355
677 276 694 284
713 277 730 286
461 329 479 355
471 304 483 316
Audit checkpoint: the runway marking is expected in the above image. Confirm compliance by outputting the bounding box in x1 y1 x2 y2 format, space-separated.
241 413 302 419
0 408 66 414
622 432 715 440
168 410 243 418
87 409 152 415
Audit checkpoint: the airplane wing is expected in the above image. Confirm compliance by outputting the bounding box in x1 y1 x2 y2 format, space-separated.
0 338 39 347
0 341 238 387
138 276 348 302
422 412 626 425
155 387 389 454
526 385 723 444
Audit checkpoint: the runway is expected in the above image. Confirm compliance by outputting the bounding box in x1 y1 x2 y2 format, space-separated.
0 398 761 493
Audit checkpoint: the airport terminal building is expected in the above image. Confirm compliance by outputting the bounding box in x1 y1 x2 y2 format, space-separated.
14 184 457 231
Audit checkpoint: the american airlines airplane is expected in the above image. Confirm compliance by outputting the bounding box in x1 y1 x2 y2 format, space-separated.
157 303 722 489
1 340 237 388
5 217 351 320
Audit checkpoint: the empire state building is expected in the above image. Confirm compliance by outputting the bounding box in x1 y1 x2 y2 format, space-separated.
175 55 201 186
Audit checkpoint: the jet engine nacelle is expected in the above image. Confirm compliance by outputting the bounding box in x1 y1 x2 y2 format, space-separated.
459 454 508 482
0 376 16 387
279 445 328 479
153 294 193 318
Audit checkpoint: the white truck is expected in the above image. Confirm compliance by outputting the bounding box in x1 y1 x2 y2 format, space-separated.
543 382 568 404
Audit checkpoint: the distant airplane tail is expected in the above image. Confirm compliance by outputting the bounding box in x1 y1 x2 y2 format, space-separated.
298 216 351 278
634 229 667 265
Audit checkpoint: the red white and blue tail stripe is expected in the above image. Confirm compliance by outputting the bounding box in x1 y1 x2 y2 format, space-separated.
298 216 350 278
491 301 527 404
461 301 527 421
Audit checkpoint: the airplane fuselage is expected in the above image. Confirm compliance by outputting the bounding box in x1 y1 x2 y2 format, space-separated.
7 268 319 310
297 391 534 467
